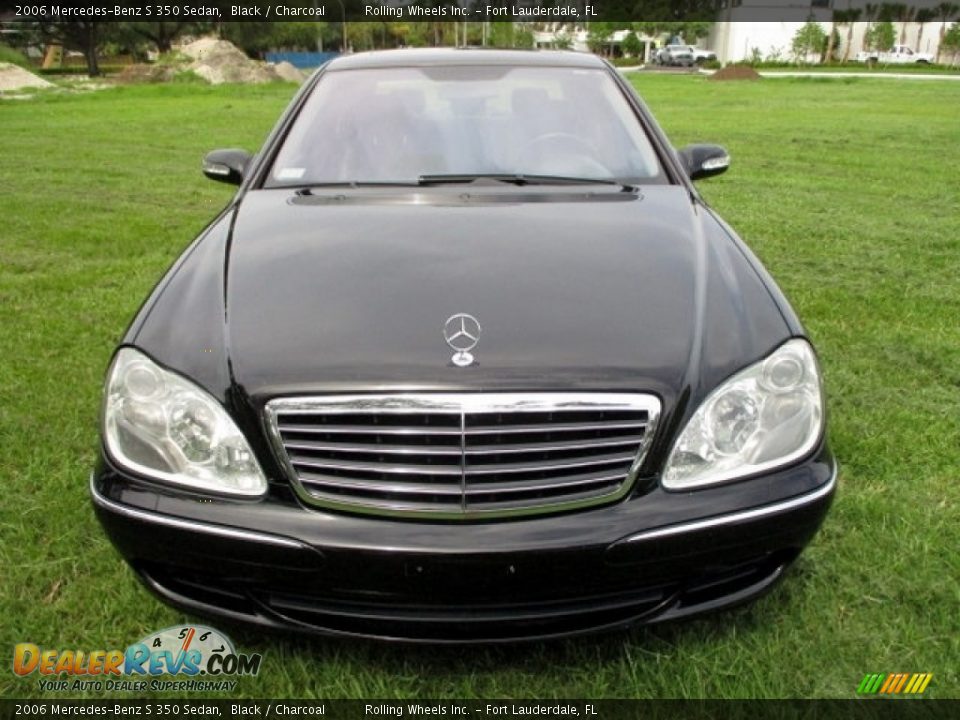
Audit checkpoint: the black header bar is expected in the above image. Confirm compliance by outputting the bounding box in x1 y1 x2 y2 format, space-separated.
0 0 947 23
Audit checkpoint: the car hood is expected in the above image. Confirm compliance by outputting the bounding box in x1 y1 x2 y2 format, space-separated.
220 186 790 407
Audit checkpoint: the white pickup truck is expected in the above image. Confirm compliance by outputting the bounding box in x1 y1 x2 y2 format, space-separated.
857 45 934 64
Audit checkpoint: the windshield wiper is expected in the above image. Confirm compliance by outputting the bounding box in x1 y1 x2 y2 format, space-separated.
284 181 422 195
417 173 637 191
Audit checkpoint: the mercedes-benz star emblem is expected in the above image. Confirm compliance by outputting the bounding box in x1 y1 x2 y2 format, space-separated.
443 313 481 367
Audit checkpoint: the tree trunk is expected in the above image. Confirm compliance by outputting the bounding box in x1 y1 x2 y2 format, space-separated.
825 23 836 63
83 23 100 77
844 24 854 62
916 25 924 53
84 45 100 77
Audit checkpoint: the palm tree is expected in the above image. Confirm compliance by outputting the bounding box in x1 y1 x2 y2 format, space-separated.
842 8 862 62
915 9 937 52
936 3 960 62
826 10 840 63
896 5 916 44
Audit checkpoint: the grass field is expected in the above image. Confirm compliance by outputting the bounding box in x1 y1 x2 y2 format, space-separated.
1 75 958 700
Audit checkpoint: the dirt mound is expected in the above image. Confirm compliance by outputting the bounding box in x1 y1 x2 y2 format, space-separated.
180 37 276 84
270 61 306 83
115 39 306 86
0 62 54 92
708 65 761 81
116 64 177 83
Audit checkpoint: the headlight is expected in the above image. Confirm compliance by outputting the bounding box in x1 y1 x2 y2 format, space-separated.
662 339 824 490
102 347 267 496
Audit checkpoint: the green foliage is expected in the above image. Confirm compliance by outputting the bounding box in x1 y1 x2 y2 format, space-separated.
345 22 377 51
766 46 785 63
826 28 842 61
791 20 827 62
586 21 617 55
488 23 534 50
222 21 333 56
0 43 29 67
865 20 896 52
266 21 329 51
123 21 199 53
398 23 432 48
169 69 208 84
942 22 960 55
621 31 643 58
553 32 573 50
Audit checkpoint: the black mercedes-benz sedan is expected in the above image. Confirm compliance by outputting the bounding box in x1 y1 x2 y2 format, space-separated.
91 48 836 643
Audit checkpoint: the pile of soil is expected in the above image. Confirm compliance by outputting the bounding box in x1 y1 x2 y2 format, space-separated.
115 39 306 85
181 38 277 84
708 65 762 81
0 63 54 92
270 61 306 83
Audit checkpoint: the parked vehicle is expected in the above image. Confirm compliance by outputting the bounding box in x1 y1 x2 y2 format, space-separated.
655 44 696 66
685 45 717 64
92 48 835 643
857 44 934 64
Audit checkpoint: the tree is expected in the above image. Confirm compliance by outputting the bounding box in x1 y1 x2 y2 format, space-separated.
126 22 194 53
895 5 916 44
673 22 713 42
936 3 960 62
915 9 936 52
942 22 960 64
221 22 334 57
790 20 826 63
552 32 573 50
488 23 534 50
825 28 841 62
30 21 112 76
865 20 896 52
825 11 838 63
621 31 643 58
837 8 861 62
586 22 617 57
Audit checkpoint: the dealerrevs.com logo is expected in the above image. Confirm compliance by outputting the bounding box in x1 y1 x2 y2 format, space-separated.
13 625 262 692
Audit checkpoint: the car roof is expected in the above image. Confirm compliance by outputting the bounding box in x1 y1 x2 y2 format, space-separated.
326 48 608 71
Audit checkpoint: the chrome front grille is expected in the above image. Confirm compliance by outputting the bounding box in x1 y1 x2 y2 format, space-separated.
265 393 661 519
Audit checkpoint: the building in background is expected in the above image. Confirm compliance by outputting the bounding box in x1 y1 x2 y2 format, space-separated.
709 0 949 64
531 1 953 65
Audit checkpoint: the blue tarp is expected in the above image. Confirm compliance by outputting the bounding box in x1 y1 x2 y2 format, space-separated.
264 51 339 69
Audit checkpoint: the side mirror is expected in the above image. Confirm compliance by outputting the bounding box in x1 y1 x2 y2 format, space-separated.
678 144 730 180
202 149 253 185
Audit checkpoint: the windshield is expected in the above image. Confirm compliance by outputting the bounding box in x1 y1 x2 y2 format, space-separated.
267 65 665 187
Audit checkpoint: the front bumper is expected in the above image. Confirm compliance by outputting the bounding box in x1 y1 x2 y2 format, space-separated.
91 446 836 643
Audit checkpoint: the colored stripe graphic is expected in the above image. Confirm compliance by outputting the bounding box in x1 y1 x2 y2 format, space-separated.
879 674 897 693
858 673 933 695
894 674 909 693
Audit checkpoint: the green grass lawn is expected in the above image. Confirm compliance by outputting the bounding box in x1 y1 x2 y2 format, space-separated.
753 63 960 74
1 76 958 700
